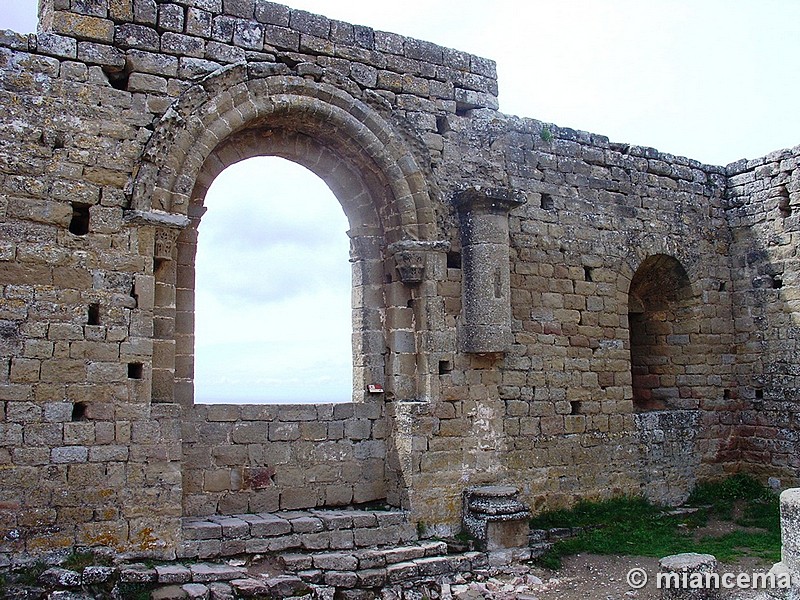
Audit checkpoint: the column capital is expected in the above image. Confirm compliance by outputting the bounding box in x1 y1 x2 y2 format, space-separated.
387 240 450 285
453 186 526 214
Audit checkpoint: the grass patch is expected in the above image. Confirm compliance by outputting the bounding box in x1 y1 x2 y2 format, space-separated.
533 475 780 569
62 550 101 572
688 473 774 520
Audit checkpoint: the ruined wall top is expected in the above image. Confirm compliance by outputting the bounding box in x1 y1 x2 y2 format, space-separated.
17 0 498 113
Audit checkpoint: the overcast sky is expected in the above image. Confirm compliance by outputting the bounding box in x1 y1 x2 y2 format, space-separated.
3 2 799 403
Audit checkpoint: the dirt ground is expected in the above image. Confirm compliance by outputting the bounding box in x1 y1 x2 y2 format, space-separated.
522 553 775 600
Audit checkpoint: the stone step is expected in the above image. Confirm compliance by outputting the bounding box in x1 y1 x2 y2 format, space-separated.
179 508 416 560
275 540 492 590
280 540 449 573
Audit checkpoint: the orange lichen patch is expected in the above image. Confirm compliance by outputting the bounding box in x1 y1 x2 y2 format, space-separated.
132 527 160 551
27 532 74 552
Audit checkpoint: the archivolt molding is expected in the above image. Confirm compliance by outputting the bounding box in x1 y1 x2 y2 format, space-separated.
129 64 435 243
615 235 705 300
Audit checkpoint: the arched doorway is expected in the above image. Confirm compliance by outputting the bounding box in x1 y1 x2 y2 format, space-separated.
131 72 445 515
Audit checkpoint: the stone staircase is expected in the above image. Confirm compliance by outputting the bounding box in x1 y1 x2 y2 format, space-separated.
278 541 488 589
174 508 508 596
1 509 542 599
179 508 418 560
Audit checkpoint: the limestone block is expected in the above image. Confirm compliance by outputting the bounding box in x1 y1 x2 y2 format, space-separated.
161 32 205 58
781 488 800 574
262 24 298 50
190 562 246 582
115 23 159 51
37 33 78 59
156 564 192 584
233 20 263 50
186 8 212 38
51 11 114 43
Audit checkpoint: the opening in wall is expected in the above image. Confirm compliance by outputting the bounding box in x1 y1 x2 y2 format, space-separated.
779 186 791 218
71 402 87 422
128 363 143 379
193 157 352 404
628 255 696 412
87 303 100 325
69 203 90 236
447 251 462 269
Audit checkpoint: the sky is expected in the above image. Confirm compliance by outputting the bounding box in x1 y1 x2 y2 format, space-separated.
2 2 799 403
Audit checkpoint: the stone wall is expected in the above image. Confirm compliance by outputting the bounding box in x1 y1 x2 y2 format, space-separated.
415 125 739 521
0 0 797 559
183 402 386 517
726 149 800 483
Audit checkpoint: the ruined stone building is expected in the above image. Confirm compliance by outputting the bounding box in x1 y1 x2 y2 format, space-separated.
0 0 797 560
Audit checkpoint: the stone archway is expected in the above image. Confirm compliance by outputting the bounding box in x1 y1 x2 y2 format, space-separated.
130 66 435 243
127 65 449 515
128 66 442 408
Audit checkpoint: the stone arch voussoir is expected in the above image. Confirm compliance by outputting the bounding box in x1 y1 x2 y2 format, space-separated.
131 67 435 243
616 236 703 307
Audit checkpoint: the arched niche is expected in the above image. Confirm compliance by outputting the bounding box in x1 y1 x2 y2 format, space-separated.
628 254 698 411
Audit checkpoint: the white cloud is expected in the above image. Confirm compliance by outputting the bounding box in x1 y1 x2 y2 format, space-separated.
194 158 352 404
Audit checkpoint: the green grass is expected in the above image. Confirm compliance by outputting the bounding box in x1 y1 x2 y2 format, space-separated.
687 473 774 519
62 550 102 572
532 475 781 569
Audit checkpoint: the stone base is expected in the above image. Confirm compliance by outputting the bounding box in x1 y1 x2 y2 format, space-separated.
462 486 530 551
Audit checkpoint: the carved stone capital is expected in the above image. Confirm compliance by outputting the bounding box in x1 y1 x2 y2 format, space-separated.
154 228 178 262
387 240 450 284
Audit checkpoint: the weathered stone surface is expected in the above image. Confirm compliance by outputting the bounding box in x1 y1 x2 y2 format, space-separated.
0 0 796 567
189 563 246 582
39 567 82 588
151 586 189 600
156 564 192 584
119 564 158 583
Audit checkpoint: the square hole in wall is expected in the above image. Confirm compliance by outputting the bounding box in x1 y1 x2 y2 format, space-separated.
69 203 90 236
87 303 100 325
71 402 87 422
439 360 453 375
447 251 462 269
128 363 143 380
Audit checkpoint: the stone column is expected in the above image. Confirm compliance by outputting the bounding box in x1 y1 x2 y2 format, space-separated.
123 210 190 405
766 488 800 597
454 187 525 353
781 489 800 576
462 486 530 551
